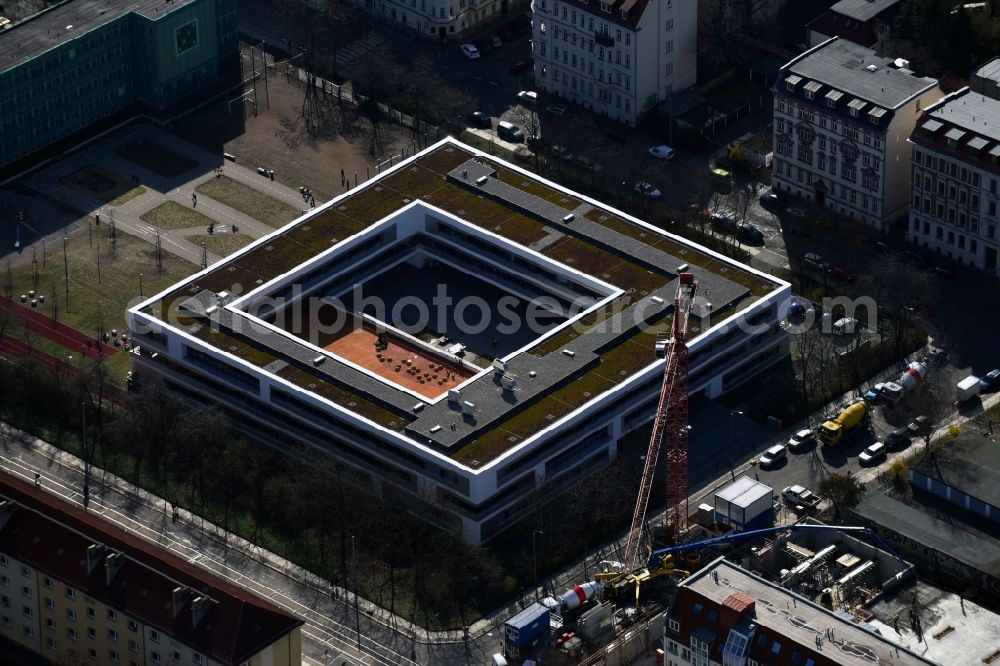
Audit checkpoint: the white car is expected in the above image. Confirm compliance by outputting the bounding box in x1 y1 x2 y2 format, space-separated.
635 181 661 199
460 44 481 59
758 444 787 468
517 90 539 103
858 442 887 465
787 429 815 451
647 145 676 160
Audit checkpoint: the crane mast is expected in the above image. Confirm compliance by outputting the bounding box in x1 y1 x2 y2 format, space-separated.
622 272 698 571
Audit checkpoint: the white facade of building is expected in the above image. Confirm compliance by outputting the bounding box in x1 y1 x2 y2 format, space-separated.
530 0 696 126
358 0 520 38
907 88 1000 274
772 38 942 230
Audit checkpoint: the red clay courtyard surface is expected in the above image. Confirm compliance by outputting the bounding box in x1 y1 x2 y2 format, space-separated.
324 325 473 400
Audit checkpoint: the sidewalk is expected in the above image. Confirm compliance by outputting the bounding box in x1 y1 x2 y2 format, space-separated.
25 124 314 267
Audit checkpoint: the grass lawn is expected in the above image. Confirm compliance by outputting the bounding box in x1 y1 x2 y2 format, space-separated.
195 176 301 228
139 201 216 231
188 232 254 257
61 166 147 206
5 224 197 385
116 139 198 179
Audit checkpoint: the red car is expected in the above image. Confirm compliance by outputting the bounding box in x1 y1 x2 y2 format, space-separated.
830 266 856 282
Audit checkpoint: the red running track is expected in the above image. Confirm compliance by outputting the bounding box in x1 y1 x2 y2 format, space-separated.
0 333 129 406
0 298 117 359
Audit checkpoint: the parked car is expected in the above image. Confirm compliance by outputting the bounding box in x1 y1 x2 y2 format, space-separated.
787 429 815 451
509 59 533 75
473 38 493 55
459 43 481 59
546 104 568 116
759 444 787 468
496 120 524 142
864 383 886 402
883 427 910 450
550 144 573 161
710 166 731 180
647 145 675 160
709 211 736 230
980 369 1000 392
759 190 783 210
859 442 887 465
786 206 807 219
782 485 821 507
467 111 491 129
634 181 662 198
907 415 931 436
517 90 539 104
575 155 603 172
830 266 856 282
491 35 503 48
804 252 830 270
736 224 765 244
788 300 808 321
874 241 891 254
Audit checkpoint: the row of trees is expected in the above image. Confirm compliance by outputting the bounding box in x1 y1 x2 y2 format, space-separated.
892 0 1000 79
0 318 658 629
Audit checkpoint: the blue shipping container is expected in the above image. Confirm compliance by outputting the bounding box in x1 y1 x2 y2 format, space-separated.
504 602 550 647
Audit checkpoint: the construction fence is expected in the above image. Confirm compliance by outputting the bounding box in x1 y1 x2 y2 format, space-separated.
579 611 666 666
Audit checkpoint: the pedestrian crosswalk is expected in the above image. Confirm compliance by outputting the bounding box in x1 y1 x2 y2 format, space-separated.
335 32 385 74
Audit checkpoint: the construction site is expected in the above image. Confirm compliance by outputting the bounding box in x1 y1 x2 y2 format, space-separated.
492 268 951 666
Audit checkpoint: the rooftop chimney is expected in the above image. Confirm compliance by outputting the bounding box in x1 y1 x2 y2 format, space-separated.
172 586 195 618
86 544 107 575
104 553 124 586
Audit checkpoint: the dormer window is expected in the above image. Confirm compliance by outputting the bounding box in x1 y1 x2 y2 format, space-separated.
600 1 610 12
945 127 966 151
784 74 802 93
620 10 627 19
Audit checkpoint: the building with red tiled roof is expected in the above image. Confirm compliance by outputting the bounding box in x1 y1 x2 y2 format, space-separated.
664 557 936 666
0 474 303 666
807 0 901 51
530 0 697 126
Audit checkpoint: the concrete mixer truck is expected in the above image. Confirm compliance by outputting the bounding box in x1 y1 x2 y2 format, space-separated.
882 362 927 405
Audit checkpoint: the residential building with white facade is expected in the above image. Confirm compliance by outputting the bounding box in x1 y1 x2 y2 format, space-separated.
772 38 942 230
907 87 1000 274
530 0 696 126
358 0 524 38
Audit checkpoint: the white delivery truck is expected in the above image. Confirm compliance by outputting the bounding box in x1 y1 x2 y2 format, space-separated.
957 375 981 403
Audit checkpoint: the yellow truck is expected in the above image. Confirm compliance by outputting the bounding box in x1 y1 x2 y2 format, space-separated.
818 401 867 446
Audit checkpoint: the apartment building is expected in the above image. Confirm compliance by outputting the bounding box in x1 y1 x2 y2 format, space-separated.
907 87 1000 274
0 475 303 665
530 0 696 126
664 558 936 666
359 0 525 38
0 0 238 169
772 38 942 230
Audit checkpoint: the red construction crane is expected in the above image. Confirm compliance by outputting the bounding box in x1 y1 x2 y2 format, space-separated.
622 272 698 571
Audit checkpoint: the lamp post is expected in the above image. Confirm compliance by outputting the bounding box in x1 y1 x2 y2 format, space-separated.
351 534 361 652
531 530 543 601
729 410 744 482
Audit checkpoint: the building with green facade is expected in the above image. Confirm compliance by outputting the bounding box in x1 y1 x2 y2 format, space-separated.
0 0 239 169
